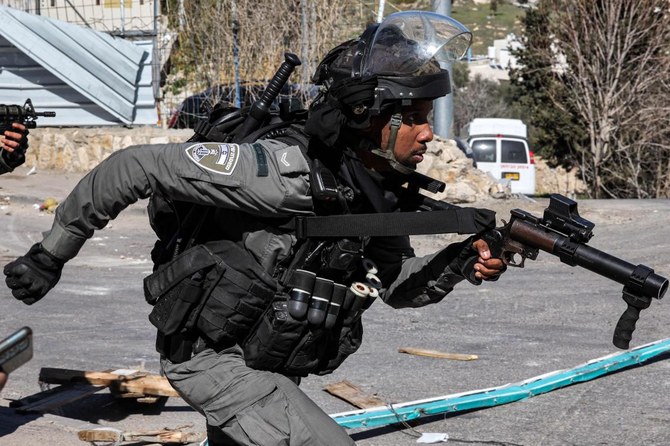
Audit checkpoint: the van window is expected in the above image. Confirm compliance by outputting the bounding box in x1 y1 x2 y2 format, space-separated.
470 139 496 162
501 140 528 163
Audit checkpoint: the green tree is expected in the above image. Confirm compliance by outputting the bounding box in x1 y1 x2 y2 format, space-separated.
511 0 670 198
451 61 470 89
508 2 585 166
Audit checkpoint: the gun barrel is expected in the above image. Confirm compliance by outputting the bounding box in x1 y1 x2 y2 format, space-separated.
0 104 56 119
510 220 668 300
561 240 668 300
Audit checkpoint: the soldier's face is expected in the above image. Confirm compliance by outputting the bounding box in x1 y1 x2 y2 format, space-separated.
379 100 434 166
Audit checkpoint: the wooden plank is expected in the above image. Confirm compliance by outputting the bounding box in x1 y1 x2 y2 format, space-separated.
323 380 385 409
78 428 206 444
151 431 206 443
13 384 105 414
78 428 121 442
398 347 479 361
9 384 69 408
39 367 179 398
110 375 179 397
10 382 101 409
39 368 143 386
12 368 178 414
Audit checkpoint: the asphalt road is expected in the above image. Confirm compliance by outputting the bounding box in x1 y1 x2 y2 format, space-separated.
1 168 669 446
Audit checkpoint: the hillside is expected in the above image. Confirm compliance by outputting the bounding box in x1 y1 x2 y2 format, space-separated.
451 0 526 55
391 0 526 55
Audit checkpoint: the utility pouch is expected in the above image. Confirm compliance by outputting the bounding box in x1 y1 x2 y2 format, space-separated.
283 316 363 376
243 292 364 376
144 244 223 336
313 320 363 376
243 295 308 372
193 240 278 346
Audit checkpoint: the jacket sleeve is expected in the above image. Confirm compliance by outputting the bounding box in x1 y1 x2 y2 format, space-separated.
41 140 312 261
366 235 471 309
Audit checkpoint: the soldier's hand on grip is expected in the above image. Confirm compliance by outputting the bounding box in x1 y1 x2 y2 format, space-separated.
0 123 29 173
471 238 506 281
1 122 29 153
4 243 64 305
455 237 507 285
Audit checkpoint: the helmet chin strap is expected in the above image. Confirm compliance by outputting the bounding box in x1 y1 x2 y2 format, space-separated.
386 112 403 156
370 108 416 175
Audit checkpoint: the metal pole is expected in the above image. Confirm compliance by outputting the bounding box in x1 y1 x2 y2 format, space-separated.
120 0 125 35
331 338 670 429
301 0 309 90
432 0 453 139
153 0 162 116
153 0 158 36
377 0 385 23
231 0 242 108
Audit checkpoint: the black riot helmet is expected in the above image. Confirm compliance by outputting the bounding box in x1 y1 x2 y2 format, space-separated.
312 11 472 116
306 11 471 160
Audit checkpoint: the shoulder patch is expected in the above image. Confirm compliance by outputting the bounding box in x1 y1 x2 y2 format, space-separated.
185 143 240 175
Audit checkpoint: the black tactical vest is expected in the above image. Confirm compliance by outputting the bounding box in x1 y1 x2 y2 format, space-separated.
144 202 370 377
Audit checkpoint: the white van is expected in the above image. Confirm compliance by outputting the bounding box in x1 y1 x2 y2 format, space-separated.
466 118 536 195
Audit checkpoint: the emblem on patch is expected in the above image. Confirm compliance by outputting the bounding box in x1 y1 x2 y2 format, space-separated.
185 143 240 175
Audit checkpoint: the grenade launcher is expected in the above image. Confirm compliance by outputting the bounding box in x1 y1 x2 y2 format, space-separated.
467 194 667 349
405 190 668 350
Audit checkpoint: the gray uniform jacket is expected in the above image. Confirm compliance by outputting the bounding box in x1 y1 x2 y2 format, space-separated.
40 139 467 309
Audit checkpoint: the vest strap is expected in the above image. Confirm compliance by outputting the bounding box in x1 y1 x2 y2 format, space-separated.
293 207 495 239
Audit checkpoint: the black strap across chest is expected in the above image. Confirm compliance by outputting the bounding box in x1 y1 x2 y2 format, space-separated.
291 207 496 239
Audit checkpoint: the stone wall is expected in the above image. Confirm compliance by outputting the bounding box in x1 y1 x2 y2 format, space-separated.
26 127 193 172
419 138 503 203
533 155 586 198
25 127 585 201
419 137 587 202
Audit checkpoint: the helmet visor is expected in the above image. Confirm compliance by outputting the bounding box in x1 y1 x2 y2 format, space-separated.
362 11 472 76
